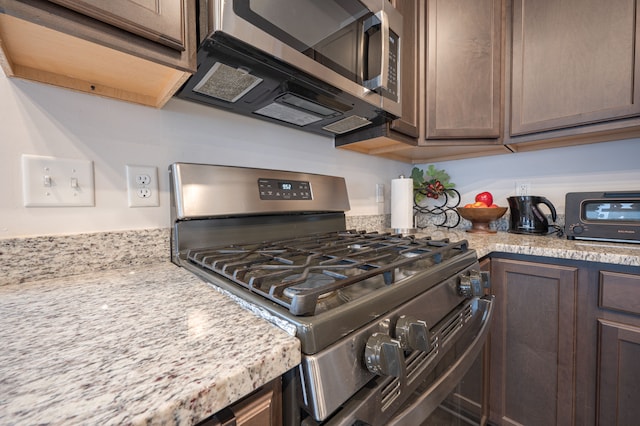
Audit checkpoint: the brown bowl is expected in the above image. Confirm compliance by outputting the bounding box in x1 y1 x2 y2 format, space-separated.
456 207 508 234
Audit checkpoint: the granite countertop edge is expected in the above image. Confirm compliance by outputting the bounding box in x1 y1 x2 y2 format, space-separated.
0 262 301 425
411 227 640 267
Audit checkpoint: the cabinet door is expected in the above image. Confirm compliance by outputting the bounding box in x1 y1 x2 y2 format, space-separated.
425 0 502 139
489 258 578 426
510 0 640 136
597 320 640 426
390 0 420 139
47 0 186 51
200 378 282 426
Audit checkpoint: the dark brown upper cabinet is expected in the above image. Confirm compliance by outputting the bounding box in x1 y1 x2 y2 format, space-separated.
510 0 640 136
47 0 187 51
425 0 502 139
390 0 420 140
336 0 511 163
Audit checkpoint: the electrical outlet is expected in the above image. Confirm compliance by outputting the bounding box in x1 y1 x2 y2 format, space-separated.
136 174 151 185
22 154 95 207
126 165 159 207
376 183 385 203
137 188 152 198
515 182 531 196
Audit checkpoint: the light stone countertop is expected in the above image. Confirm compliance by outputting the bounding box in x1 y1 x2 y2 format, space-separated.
411 227 640 267
0 262 300 425
1 225 639 426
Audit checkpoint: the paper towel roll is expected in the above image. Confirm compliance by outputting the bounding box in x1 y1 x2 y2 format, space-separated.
391 177 414 230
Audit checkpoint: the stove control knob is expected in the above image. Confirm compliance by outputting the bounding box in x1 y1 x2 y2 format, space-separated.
395 315 431 352
458 270 488 297
364 333 405 378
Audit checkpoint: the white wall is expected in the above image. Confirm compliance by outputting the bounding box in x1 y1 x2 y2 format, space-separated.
0 74 408 238
2 72 639 238
425 139 640 212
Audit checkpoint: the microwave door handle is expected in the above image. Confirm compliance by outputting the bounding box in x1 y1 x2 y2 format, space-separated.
363 10 389 92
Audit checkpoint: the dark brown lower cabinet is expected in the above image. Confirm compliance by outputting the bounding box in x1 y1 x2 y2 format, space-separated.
199 378 281 426
596 270 640 426
486 254 640 426
489 257 578 426
597 319 640 425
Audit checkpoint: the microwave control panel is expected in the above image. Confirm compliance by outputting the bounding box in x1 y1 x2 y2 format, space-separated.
387 29 400 100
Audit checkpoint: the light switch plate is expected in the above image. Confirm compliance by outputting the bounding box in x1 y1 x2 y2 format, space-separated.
22 154 95 207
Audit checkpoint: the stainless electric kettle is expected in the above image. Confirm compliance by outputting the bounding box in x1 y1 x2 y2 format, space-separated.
507 196 557 235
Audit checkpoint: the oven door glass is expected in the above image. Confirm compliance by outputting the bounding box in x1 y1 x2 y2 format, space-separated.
424 350 487 425
233 0 376 84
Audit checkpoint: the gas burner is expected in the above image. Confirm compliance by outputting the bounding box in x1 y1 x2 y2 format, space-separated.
282 272 337 299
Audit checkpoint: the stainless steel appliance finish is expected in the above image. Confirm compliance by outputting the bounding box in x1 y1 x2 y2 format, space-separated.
177 0 401 137
565 191 640 243
170 163 350 220
169 163 494 425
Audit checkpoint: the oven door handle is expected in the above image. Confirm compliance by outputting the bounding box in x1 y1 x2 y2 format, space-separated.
386 295 495 426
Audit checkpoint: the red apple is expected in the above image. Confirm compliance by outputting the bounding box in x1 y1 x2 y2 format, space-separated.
475 191 493 206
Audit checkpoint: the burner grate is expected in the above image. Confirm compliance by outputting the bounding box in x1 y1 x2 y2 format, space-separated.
188 231 469 315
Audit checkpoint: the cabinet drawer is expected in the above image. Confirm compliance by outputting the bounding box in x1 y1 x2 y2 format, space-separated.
599 271 640 315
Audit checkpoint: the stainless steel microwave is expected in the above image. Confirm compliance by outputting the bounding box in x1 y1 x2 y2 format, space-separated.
565 191 640 243
177 0 402 137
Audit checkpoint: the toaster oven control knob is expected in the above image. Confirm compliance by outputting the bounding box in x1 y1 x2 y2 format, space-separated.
395 315 431 352
571 224 584 234
458 270 487 297
364 333 404 378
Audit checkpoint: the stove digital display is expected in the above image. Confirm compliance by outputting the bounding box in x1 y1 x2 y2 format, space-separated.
258 178 312 200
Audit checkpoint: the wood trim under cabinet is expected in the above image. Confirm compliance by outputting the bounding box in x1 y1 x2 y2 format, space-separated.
0 0 196 108
0 14 190 107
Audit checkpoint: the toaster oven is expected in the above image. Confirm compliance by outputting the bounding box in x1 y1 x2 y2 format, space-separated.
565 191 640 243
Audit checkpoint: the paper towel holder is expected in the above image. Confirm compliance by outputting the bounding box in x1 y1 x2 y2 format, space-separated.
391 175 417 234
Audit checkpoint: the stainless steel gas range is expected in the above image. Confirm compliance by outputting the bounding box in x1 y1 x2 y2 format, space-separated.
169 163 494 425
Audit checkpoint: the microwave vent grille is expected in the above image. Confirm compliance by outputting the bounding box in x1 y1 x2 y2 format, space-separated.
193 62 263 103
323 115 372 134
